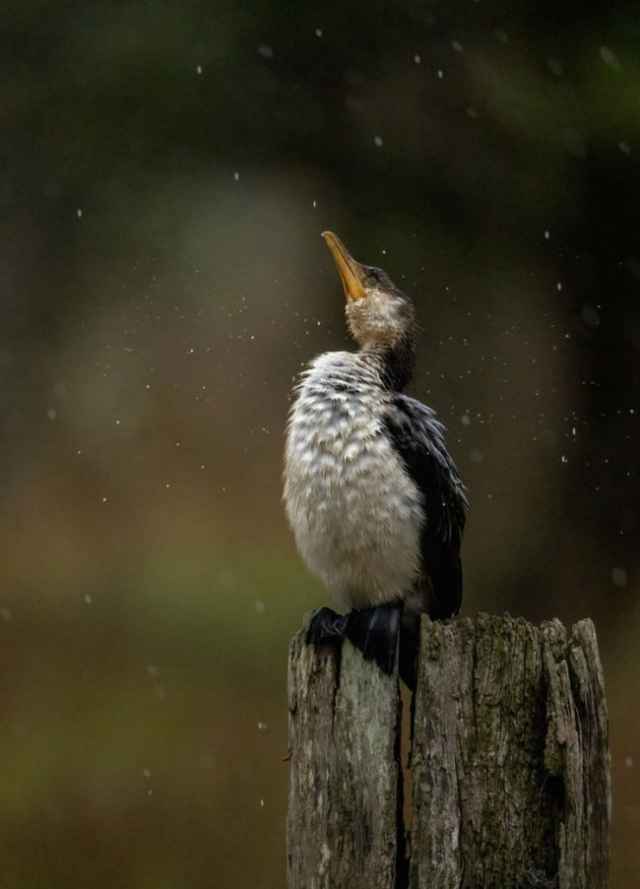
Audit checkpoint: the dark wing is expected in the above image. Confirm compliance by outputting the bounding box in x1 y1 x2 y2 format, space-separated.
383 394 468 618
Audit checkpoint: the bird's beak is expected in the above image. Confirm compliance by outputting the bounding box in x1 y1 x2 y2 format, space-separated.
321 231 367 302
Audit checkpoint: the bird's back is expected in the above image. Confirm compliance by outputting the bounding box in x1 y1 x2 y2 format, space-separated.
384 393 467 618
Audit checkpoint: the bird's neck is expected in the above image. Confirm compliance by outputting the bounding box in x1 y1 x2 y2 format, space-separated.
360 336 415 392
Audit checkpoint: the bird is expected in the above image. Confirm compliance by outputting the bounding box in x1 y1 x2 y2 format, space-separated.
283 231 467 687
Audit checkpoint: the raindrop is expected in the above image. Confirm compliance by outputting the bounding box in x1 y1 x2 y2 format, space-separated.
233 171 240 181
546 58 564 77
560 455 568 464
611 567 628 588
414 53 422 64
84 594 93 605
373 135 384 148
599 46 621 71
618 141 631 155
76 208 83 219
436 69 444 79
196 65 203 75
47 407 57 421
315 27 323 38
581 304 600 328
258 44 274 60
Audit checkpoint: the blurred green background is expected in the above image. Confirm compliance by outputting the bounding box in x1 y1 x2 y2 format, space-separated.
1 0 639 886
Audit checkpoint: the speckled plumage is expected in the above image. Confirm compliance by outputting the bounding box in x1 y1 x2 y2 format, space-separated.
284 350 424 611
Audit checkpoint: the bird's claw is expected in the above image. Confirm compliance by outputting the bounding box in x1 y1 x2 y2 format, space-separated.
306 607 348 646
306 604 402 678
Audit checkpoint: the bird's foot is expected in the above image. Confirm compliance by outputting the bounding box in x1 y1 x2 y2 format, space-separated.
306 607 348 647
345 603 401 676
306 603 402 677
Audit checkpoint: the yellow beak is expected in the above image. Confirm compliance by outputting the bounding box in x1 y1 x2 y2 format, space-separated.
321 231 367 302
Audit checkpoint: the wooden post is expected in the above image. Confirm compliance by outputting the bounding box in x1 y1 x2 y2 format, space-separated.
287 614 610 889
287 627 403 889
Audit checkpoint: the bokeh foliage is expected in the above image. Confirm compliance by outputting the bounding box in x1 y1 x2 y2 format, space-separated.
1 1 639 886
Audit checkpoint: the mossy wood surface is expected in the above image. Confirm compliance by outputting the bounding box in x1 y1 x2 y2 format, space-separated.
287 613 610 889
287 628 401 889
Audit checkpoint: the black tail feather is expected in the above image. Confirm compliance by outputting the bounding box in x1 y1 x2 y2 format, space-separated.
306 602 422 686
345 604 401 675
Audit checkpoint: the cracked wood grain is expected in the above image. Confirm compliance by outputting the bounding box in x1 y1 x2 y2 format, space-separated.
287 622 402 889
411 614 611 889
287 613 610 889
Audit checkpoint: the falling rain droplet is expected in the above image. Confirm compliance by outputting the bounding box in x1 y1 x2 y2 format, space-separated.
611 567 628 588
599 46 621 71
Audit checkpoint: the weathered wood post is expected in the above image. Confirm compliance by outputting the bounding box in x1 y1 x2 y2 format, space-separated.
287 613 610 889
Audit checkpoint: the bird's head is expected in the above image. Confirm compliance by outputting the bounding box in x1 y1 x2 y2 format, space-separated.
322 231 415 351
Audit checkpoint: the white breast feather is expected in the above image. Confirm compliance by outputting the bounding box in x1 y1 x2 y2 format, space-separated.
284 351 424 610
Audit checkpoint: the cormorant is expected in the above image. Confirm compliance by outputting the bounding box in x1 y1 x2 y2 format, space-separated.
284 232 467 686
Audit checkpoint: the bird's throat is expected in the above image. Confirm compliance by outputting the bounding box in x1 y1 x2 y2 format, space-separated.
363 336 416 392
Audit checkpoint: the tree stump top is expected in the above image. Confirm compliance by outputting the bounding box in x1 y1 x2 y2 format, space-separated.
287 613 610 889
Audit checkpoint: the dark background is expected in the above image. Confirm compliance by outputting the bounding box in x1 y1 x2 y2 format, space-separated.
2 1 638 886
